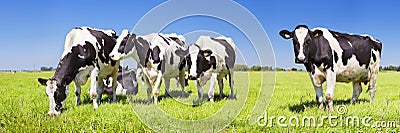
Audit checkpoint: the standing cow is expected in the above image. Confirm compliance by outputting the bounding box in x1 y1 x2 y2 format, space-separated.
179 36 236 102
38 27 120 115
103 66 139 95
109 30 187 104
279 25 382 111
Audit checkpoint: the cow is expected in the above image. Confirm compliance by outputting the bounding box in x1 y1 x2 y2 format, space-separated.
37 27 120 115
178 36 236 102
103 66 139 95
279 25 382 112
109 30 188 104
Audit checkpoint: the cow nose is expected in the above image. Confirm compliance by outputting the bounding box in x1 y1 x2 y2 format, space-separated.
297 54 305 61
110 54 114 58
295 58 305 64
188 75 197 80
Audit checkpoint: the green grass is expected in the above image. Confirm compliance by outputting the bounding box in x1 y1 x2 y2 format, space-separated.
0 71 399 132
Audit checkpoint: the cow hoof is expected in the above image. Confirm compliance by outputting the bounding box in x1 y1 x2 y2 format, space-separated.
318 104 324 109
328 107 334 112
146 98 153 105
350 100 356 104
228 95 236 100
198 98 203 102
164 93 172 98
181 91 189 97
154 97 158 105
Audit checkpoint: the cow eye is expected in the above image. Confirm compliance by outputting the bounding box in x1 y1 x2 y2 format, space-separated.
306 40 311 44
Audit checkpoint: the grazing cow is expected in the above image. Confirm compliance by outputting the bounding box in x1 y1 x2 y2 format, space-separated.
178 36 236 102
38 27 120 115
109 30 188 104
103 66 139 95
279 25 382 111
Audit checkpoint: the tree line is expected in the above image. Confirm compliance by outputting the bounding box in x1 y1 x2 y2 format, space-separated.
380 65 400 71
233 64 300 71
40 66 55 71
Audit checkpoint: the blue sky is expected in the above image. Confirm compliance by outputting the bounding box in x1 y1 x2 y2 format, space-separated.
0 0 399 70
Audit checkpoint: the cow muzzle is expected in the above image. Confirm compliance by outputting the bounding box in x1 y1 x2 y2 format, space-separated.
295 54 306 64
109 54 121 61
295 58 305 64
188 75 197 80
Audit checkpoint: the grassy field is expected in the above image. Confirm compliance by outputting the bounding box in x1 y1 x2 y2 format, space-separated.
0 71 399 132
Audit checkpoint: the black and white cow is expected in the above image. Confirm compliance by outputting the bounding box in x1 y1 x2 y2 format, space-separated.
279 25 382 112
38 27 120 115
180 36 236 102
103 66 138 95
109 30 188 104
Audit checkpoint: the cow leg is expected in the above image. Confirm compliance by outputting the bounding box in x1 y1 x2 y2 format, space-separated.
90 68 100 109
136 67 146 87
153 72 163 104
218 77 224 99
351 82 362 104
175 77 180 87
163 78 171 98
196 80 204 102
74 83 81 106
95 77 105 106
208 73 218 102
111 72 118 103
178 70 187 97
313 85 324 109
143 75 153 104
325 70 336 112
228 71 236 99
310 72 324 109
368 73 378 103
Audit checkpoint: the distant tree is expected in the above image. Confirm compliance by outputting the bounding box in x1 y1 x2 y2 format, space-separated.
249 66 262 71
275 67 285 71
291 68 297 71
261 66 273 71
233 64 248 71
40 66 54 71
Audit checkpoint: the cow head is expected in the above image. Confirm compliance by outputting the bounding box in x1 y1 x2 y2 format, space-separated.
109 30 136 61
37 78 68 115
184 44 216 80
279 25 323 64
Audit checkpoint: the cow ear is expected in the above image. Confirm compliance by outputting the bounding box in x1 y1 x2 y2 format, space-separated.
279 30 293 39
175 48 188 58
203 49 213 57
210 56 216 69
38 78 48 86
312 30 323 38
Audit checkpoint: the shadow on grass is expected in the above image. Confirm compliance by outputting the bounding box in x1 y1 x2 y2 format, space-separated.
191 93 232 107
80 94 130 105
288 98 369 113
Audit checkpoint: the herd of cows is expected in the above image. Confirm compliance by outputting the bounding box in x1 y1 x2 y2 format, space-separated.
37 25 382 115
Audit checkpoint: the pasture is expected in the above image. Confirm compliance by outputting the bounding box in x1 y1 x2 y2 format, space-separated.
0 71 399 132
